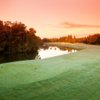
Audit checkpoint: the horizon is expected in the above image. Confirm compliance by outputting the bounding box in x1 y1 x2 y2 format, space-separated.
0 0 100 38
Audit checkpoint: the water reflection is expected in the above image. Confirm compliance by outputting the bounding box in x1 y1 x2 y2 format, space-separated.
0 45 77 63
0 53 37 64
36 46 77 59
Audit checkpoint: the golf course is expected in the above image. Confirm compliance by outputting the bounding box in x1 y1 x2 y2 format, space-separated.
0 43 100 100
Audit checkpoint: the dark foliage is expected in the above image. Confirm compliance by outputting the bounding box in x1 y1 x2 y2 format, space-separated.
0 20 42 54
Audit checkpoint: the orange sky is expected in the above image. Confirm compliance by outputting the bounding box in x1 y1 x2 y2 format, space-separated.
0 0 100 38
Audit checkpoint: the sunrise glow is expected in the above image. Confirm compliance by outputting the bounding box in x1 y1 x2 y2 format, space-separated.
0 0 100 38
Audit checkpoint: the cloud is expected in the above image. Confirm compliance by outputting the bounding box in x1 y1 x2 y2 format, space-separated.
61 22 100 28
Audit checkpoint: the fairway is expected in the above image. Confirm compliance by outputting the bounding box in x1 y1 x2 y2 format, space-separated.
0 43 100 100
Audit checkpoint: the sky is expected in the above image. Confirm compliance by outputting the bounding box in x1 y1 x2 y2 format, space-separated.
0 0 100 38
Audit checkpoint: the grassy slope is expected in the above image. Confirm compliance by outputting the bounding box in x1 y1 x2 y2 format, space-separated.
0 43 100 100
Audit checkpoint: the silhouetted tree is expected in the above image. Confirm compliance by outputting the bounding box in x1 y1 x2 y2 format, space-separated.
0 20 42 55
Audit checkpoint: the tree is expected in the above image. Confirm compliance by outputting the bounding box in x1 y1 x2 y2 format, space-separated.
0 20 42 54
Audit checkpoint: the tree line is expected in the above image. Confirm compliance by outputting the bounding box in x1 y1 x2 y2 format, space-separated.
78 34 100 44
42 34 100 45
0 20 42 55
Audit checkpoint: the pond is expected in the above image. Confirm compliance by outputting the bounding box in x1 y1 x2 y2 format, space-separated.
0 45 77 63
35 45 77 59
0 53 37 64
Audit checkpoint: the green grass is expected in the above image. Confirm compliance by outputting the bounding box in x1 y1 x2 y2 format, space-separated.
0 43 100 100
